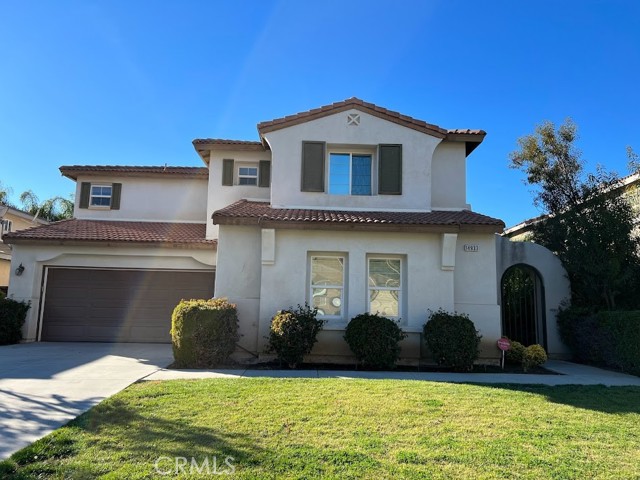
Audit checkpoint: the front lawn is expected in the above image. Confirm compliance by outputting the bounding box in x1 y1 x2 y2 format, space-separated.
2 379 639 479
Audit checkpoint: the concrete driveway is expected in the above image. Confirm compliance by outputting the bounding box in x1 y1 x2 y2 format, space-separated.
0 342 173 460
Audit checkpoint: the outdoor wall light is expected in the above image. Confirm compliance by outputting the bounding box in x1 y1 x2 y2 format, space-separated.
15 263 25 276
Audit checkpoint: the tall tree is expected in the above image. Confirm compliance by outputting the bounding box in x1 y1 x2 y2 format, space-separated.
0 182 13 206
19 190 74 222
510 119 640 310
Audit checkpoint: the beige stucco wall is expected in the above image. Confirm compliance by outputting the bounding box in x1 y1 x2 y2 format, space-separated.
214 225 262 354
214 225 502 363
7 243 216 342
0 260 9 288
263 109 445 212
1 210 48 287
73 176 208 223
206 151 271 239
431 142 468 210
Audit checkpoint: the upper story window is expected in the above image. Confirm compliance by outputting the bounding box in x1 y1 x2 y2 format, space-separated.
238 166 259 185
301 141 402 195
222 159 270 187
79 182 121 210
328 153 372 196
1 219 12 234
90 185 112 207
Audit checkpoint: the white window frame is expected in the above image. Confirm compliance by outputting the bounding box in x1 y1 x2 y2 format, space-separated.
367 256 403 320
1 219 12 239
327 149 375 196
237 164 258 186
89 184 112 208
309 254 346 321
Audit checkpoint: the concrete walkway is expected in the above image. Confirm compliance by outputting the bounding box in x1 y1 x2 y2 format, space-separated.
0 342 173 460
144 360 640 386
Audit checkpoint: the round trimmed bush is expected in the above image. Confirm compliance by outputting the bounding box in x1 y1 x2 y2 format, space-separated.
505 340 526 364
344 313 407 369
171 298 239 368
268 304 325 368
523 344 548 372
423 309 481 371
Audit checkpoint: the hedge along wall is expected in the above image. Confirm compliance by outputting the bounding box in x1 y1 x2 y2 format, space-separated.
596 311 640 376
560 309 640 376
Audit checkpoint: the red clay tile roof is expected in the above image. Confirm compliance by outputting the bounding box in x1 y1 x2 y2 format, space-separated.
257 98 486 140
3 219 216 248
59 165 209 180
212 200 504 233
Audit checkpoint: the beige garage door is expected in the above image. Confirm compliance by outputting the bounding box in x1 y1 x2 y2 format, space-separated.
41 268 215 343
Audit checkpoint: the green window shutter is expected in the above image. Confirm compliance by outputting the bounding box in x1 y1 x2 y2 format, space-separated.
378 144 402 195
222 159 234 186
110 183 122 210
79 182 91 208
259 160 271 188
301 141 325 192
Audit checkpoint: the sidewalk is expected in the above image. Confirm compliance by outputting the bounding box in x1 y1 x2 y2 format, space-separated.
143 360 640 386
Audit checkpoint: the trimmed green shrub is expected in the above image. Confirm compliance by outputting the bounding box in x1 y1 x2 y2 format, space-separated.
597 311 640 375
523 344 548 372
505 340 526 364
171 298 239 368
268 304 325 368
558 308 640 375
0 297 30 345
557 306 602 363
423 309 481 371
344 313 407 369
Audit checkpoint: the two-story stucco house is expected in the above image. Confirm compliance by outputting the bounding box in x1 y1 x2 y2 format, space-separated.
7 98 570 363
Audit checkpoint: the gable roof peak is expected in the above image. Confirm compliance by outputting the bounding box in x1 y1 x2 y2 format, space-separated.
256 98 485 146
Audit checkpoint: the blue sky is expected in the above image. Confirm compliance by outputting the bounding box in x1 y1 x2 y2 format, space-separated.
1 0 638 226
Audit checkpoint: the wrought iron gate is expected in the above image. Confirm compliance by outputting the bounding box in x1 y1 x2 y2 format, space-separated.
500 265 546 347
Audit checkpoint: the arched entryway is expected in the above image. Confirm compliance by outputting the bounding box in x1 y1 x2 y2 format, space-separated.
500 264 546 348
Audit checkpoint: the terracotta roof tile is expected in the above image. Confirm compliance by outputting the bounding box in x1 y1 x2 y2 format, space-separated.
212 200 504 233
3 219 216 247
59 165 208 180
257 97 486 139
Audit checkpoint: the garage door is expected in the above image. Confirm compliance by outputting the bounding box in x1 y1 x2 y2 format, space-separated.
41 268 215 343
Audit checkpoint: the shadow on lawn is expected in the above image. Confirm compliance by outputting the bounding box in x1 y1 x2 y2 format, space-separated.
70 396 265 473
476 383 640 414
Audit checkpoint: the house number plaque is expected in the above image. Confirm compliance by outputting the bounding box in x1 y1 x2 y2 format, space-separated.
463 244 479 252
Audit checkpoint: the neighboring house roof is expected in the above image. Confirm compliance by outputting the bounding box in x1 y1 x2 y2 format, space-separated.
505 172 640 237
212 200 504 233
59 165 209 181
2 219 216 248
193 98 487 163
0 204 50 225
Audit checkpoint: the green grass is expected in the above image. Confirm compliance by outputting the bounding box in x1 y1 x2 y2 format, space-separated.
2 380 640 479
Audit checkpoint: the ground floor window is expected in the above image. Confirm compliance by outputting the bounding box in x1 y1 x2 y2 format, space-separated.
310 255 345 319
368 257 402 319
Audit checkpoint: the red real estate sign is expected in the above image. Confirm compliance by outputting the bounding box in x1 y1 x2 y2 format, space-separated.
497 337 511 351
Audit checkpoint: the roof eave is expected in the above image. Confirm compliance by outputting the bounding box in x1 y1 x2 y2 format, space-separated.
211 215 503 234
257 101 448 139
3 237 217 249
